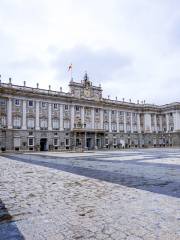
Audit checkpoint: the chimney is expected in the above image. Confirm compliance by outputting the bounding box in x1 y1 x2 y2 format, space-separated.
129 99 131 103
137 100 139 104
23 81 26 87
116 96 117 101
60 87 62 92
37 83 39 88
0 75 1 85
122 98 125 102
49 85 51 90
9 77 12 84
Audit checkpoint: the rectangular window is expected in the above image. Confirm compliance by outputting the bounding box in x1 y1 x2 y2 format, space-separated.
65 139 69 146
53 103 58 109
75 105 80 111
0 99 6 105
95 108 99 113
28 100 33 107
15 99 20 106
28 138 34 146
42 102 47 108
113 138 117 145
54 138 58 146
64 105 69 110
105 138 109 145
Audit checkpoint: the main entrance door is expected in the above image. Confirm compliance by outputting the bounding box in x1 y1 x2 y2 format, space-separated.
40 138 47 151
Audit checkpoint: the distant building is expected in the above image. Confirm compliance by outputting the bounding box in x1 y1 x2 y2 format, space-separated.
0 73 180 152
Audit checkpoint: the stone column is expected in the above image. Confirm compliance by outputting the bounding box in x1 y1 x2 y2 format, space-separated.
84 131 87 149
60 104 63 131
166 114 169 132
137 113 141 133
173 111 180 131
144 113 152 133
7 98 12 129
124 112 127 133
100 109 104 129
116 111 119 132
159 115 163 132
95 132 97 149
35 101 40 130
108 110 111 132
48 103 52 130
130 112 133 133
22 100 27 130
154 114 157 133
92 108 95 129
71 105 75 130
81 106 84 128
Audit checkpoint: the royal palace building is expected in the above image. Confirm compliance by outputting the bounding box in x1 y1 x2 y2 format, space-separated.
0 73 180 152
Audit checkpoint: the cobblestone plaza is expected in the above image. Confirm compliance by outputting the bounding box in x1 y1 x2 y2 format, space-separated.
0 149 180 240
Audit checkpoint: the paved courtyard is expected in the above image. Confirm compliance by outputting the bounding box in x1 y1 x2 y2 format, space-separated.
0 149 180 240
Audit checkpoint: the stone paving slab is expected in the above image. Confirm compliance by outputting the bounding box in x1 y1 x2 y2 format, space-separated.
0 149 180 240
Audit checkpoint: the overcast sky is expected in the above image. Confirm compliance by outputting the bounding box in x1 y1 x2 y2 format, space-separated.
0 0 180 104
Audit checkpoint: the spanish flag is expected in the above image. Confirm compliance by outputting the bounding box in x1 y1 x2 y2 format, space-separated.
68 63 72 71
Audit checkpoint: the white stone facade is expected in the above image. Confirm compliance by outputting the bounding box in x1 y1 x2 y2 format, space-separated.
0 73 180 151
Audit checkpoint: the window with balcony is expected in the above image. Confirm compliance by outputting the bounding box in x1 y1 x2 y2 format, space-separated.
112 123 117 132
27 118 35 129
52 119 59 129
0 116 6 127
119 124 124 131
13 116 21 129
40 118 48 129
64 120 70 129
104 123 109 131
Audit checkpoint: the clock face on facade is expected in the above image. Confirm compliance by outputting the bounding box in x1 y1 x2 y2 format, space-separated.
84 88 91 97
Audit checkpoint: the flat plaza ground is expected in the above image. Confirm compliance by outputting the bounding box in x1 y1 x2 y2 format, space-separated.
0 149 180 240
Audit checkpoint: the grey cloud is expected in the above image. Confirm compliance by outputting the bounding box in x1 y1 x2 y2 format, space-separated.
51 45 132 85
